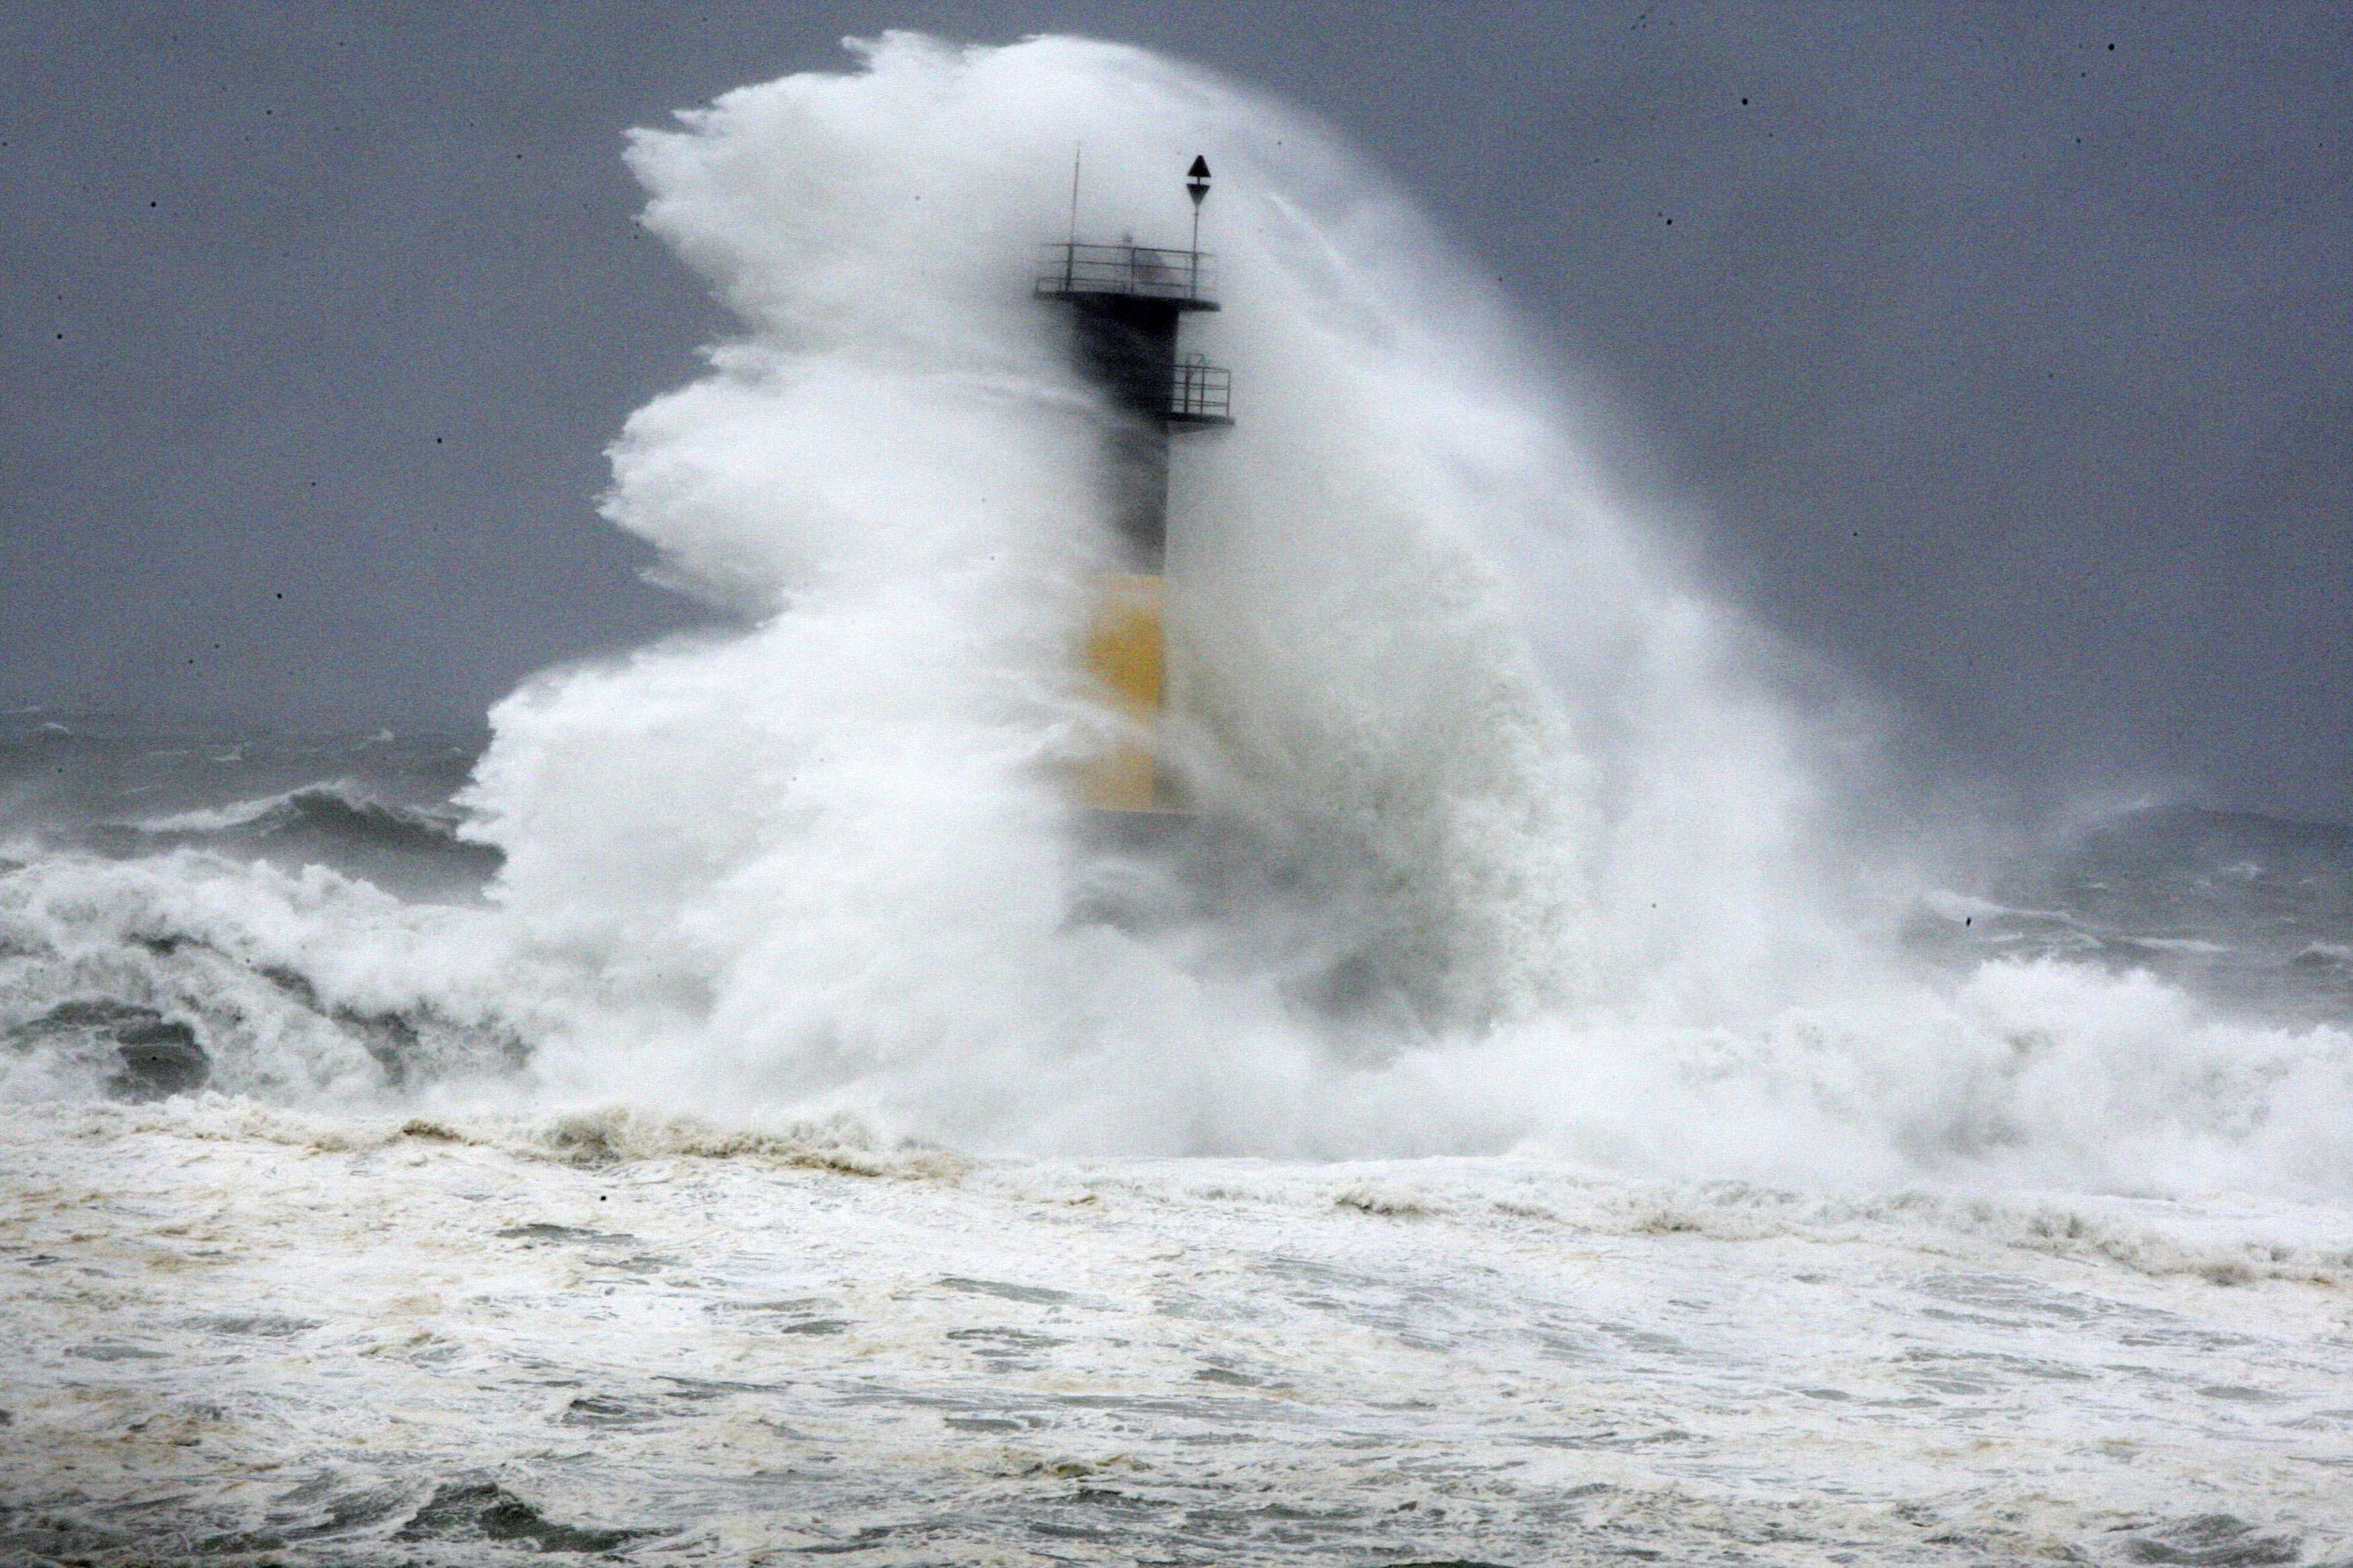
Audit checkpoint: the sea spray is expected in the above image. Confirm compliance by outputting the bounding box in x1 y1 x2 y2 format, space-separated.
0 34 2346 1195
454 31 1631 1139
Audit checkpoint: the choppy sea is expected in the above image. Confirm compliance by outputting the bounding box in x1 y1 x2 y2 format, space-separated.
3 714 2348 1566
9 28 2352 1567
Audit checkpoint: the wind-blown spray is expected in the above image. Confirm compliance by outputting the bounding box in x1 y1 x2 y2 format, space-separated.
1 34 2346 1194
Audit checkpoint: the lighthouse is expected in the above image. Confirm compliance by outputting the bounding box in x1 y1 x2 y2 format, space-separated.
1038 155 1231 817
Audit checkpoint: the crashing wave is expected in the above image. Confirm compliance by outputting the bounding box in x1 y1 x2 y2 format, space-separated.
0 36 2345 1206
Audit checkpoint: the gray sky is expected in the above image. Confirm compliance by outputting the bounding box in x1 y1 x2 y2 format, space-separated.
5 2 2347 819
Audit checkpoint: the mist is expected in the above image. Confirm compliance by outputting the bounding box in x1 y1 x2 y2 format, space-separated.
5 3 2348 819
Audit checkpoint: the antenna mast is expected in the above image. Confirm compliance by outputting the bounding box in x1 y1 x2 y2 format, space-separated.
1186 154 1211 283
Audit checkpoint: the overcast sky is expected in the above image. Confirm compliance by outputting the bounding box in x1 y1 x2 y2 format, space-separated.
5 2 2346 819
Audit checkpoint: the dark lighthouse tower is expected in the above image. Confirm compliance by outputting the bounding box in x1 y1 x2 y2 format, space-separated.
1038 155 1231 815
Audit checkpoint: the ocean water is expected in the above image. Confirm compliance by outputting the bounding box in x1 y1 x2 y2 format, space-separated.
3 34 2348 1566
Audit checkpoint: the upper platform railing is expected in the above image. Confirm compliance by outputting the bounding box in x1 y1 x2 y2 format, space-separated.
1037 242 1218 307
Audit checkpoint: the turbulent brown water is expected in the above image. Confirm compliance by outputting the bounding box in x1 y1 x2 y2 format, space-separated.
3 32 2349 1566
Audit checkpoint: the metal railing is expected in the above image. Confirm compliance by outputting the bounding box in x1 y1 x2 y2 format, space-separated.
1037 241 1216 302
1170 355 1232 423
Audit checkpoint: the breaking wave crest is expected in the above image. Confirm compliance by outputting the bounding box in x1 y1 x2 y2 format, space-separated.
2 34 2348 1203
123 784 500 891
138 782 458 841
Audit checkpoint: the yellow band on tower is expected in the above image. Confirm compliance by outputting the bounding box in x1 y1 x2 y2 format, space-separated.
1076 571 1179 813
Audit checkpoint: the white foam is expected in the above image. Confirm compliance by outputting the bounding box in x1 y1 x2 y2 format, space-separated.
4 1102 2346 1562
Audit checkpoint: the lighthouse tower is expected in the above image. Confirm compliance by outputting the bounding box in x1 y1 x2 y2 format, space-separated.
1038 156 1230 817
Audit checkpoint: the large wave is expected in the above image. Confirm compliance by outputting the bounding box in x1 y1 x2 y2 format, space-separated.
3 34 2346 1196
